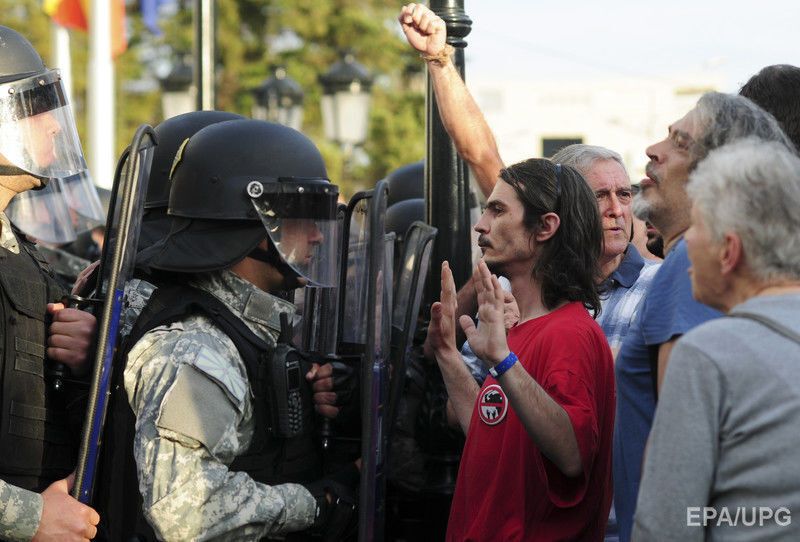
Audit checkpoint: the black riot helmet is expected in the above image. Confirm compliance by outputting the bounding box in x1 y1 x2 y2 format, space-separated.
138 110 245 250
0 25 103 243
385 160 423 207
138 119 341 288
385 198 424 242
147 110 246 209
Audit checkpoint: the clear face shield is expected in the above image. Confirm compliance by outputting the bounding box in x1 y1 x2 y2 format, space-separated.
6 178 74 243
248 178 341 288
1 70 101 243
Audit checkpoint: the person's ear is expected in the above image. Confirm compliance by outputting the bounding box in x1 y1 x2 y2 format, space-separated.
535 212 560 242
719 232 742 276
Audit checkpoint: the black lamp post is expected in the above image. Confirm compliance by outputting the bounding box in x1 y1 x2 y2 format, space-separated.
159 55 195 119
252 65 304 131
319 51 374 152
425 0 472 300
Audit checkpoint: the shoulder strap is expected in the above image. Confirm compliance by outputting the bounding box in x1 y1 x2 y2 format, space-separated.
728 310 800 347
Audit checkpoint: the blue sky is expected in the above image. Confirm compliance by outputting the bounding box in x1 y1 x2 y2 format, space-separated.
463 0 799 90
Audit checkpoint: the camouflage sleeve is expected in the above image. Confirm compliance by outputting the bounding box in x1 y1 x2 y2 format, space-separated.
0 479 43 542
119 278 157 339
125 325 317 541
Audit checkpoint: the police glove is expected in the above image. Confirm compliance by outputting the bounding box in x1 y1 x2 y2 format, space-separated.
330 360 358 408
304 463 359 541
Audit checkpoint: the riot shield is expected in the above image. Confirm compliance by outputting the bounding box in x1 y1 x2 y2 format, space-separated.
72 125 156 503
386 221 437 437
296 205 345 455
336 180 391 542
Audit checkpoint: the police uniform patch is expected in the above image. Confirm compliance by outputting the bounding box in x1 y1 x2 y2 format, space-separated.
478 384 508 425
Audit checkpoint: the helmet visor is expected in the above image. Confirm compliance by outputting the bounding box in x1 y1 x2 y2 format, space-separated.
6 177 77 244
0 71 87 179
249 178 341 288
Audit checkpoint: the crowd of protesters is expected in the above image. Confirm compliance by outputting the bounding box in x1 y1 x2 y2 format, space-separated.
402 3 800 541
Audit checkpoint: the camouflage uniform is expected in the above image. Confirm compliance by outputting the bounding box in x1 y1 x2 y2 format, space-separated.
119 277 157 338
0 213 43 541
0 479 42 541
124 269 317 541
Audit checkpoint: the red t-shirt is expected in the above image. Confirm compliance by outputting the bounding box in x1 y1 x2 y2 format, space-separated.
447 302 615 541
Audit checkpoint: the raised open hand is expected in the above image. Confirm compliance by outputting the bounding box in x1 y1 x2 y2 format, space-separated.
458 260 510 367
427 261 459 357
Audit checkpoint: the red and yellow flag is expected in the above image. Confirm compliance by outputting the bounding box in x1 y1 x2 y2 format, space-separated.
43 0 128 58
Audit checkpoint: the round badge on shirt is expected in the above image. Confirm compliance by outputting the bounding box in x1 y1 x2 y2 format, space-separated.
479 384 508 425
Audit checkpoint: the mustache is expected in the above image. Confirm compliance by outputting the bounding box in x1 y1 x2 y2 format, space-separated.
477 234 492 248
645 162 660 183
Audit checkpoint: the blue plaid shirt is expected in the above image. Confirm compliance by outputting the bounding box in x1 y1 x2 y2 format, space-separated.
596 244 660 351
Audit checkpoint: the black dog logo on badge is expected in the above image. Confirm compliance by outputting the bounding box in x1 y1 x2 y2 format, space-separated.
479 384 508 426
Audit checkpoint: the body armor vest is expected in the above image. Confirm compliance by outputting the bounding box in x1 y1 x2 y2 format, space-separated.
0 237 75 492
97 284 320 541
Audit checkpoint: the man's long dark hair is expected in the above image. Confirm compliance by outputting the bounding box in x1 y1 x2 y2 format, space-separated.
500 159 603 315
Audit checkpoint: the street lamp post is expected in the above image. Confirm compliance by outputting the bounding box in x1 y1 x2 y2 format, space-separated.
252 65 304 131
319 51 374 155
159 56 195 119
425 0 472 301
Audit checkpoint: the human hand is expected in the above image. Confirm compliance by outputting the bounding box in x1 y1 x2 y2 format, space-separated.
306 360 357 419
427 261 459 358
307 362 337 419
72 260 100 296
47 304 96 376
398 3 447 57
458 260 510 366
503 289 520 330
33 474 100 542
304 463 358 541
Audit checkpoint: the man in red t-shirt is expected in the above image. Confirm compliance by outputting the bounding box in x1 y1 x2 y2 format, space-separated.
427 158 615 541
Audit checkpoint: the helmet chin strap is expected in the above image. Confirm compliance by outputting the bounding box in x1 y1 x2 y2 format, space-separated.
248 241 303 290
0 165 50 190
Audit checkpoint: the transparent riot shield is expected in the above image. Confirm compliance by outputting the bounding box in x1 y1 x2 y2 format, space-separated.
72 125 157 503
338 194 370 349
295 205 345 455
386 221 437 437
335 180 391 542
359 180 390 542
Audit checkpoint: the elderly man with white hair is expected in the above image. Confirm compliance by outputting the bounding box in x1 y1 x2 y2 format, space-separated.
633 138 800 541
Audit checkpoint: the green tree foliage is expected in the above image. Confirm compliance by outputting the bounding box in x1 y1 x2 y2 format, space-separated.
1 1 428 198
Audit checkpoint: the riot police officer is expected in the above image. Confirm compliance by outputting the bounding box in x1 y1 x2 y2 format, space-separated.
121 119 356 540
0 25 99 542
